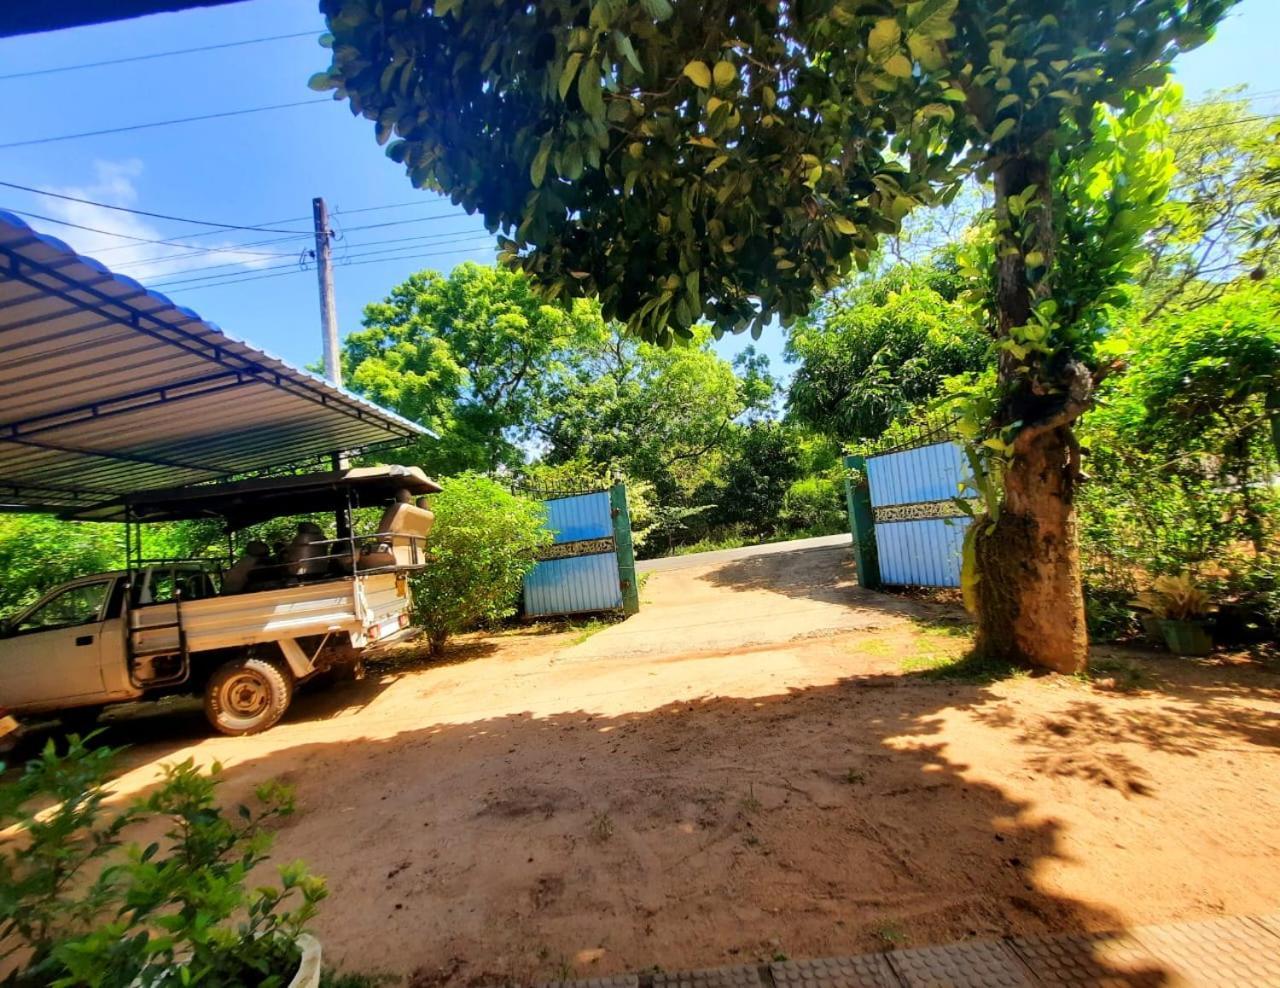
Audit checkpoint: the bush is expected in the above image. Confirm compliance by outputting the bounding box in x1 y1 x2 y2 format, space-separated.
0 735 326 988
778 474 847 536
411 474 552 654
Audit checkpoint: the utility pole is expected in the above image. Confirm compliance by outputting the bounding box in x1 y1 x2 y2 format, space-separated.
313 197 350 488
312 196 342 388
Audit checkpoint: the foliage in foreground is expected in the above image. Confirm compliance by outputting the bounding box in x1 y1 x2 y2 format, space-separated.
410 474 552 654
0 735 325 988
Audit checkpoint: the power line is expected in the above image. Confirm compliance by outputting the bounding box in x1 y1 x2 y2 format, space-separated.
152 241 499 293
0 98 331 151
143 226 491 281
97 200 461 259
0 31 317 82
0 179 311 234
1170 112 1280 135
150 234 497 290
2 207 300 259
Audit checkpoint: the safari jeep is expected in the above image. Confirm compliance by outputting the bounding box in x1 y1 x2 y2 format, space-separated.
0 465 438 736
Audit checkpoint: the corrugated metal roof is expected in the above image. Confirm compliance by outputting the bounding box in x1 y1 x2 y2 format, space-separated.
0 209 427 514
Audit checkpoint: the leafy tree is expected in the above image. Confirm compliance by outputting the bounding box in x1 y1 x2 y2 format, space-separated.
1139 89 1280 321
708 422 804 535
314 0 1235 673
410 475 551 654
0 516 219 620
342 263 608 474
538 323 764 507
1078 280 1279 637
787 259 990 442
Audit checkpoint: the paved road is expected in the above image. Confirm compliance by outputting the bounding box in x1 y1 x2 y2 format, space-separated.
564 532 924 663
636 533 851 573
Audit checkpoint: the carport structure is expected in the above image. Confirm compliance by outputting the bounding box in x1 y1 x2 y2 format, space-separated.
0 210 425 515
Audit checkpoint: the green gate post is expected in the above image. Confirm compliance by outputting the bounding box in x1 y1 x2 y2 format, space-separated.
610 480 641 615
843 454 881 590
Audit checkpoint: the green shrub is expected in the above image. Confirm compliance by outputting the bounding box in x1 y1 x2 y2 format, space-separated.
778 474 847 536
0 735 325 988
411 474 552 654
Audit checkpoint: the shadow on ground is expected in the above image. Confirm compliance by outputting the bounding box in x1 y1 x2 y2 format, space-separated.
65 660 1280 986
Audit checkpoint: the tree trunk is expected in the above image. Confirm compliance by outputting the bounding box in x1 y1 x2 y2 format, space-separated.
971 154 1088 674
973 425 1088 672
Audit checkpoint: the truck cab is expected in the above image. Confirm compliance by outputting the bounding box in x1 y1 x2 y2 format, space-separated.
0 465 440 736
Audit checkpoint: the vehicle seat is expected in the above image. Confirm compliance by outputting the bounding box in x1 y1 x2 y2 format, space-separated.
367 497 433 569
286 522 329 580
222 541 269 595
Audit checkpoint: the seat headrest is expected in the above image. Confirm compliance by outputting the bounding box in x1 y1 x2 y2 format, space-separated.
296 521 325 537
245 540 270 557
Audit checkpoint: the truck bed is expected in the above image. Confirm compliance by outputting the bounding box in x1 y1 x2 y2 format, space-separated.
130 573 408 655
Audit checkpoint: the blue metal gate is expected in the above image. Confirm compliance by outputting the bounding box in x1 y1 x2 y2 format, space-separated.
522 485 639 618
857 441 974 588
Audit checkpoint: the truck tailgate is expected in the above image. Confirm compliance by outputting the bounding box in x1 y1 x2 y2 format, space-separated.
174 574 408 652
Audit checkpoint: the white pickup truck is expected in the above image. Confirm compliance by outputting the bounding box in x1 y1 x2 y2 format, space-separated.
0 465 439 736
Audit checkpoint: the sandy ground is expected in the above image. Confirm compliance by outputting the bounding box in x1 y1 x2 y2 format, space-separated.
25 542 1280 985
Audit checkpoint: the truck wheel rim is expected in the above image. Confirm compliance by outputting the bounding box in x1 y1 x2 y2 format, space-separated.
221 672 269 717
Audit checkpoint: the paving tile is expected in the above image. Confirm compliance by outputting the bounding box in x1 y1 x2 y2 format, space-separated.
1130 915 1280 987
885 939 1034 988
652 964 764 988
771 954 903 988
1251 910 1280 943
543 977 640 988
1009 930 1168 987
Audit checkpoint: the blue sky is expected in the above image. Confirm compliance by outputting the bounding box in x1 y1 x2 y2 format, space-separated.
0 0 1276 377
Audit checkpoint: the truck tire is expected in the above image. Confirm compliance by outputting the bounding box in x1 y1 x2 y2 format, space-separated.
204 655 293 736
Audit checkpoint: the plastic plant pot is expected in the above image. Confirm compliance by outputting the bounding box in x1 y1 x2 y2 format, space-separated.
1160 619 1213 657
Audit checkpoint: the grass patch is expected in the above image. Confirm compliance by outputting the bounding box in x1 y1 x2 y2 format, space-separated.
901 649 1027 684
568 618 615 645
909 617 975 639
854 637 897 657
875 923 908 947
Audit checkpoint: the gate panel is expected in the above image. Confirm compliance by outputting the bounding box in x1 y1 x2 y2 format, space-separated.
863 440 973 589
522 487 635 618
524 553 622 616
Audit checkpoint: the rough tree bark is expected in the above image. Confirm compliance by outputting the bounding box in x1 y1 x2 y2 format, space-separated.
971 155 1089 674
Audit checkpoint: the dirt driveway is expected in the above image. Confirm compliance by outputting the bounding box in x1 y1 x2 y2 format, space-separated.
61 540 1280 985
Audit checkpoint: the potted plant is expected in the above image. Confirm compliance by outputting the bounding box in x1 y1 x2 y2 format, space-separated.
0 734 326 987
1132 574 1216 656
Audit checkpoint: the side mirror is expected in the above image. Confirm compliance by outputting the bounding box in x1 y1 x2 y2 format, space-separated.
0 619 12 637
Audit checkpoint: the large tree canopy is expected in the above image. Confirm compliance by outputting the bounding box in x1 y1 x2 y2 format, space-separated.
314 0 1236 673
786 258 989 441
341 261 606 473
313 0 1230 343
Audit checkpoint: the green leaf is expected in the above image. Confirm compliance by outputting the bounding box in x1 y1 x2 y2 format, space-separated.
559 52 584 100
306 72 335 92
884 53 913 79
990 117 1016 143
639 0 673 19
530 135 552 187
868 18 901 56
996 93 1020 113
907 0 957 40
577 58 605 121
614 32 643 73
434 0 460 17
1025 250 1045 267
713 60 737 88
833 216 857 235
683 60 712 88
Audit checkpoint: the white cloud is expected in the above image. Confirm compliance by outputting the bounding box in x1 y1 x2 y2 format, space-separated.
36 161 291 286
